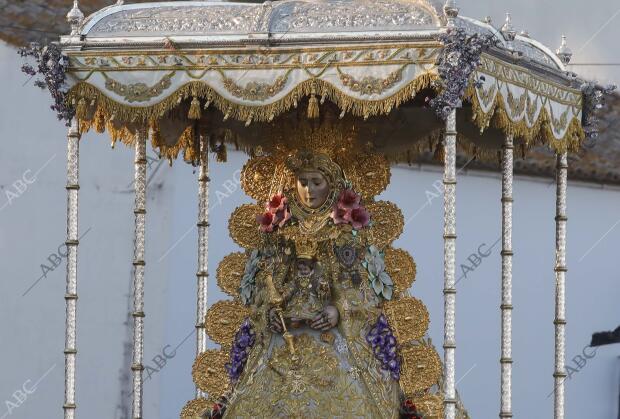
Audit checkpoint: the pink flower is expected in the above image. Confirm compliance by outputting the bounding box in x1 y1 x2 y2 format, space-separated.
337 189 361 210
273 207 292 228
331 206 350 225
347 206 370 229
257 193 292 232
267 193 287 214
256 212 274 232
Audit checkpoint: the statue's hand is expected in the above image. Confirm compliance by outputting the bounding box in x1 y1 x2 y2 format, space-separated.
310 305 339 331
268 308 283 334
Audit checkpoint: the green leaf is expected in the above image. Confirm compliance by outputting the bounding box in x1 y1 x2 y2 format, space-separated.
372 278 384 296
382 285 393 301
379 271 393 286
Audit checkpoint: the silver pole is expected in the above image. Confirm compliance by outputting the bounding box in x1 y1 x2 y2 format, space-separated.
500 135 514 418
553 152 568 419
131 127 148 419
443 108 457 419
64 118 80 419
196 133 210 398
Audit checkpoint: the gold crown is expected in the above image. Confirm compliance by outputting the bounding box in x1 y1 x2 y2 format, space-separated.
294 238 319 260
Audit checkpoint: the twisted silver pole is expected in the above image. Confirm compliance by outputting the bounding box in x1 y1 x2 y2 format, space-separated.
553 152 568 419
64 118 80 419
500 135 514 418
131 128 148 419
196 133 210 398
443 109 457 419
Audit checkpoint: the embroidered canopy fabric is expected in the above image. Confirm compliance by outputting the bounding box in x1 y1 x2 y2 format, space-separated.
61 0 586 162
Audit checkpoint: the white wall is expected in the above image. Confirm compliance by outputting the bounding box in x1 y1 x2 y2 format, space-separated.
0 41 173 419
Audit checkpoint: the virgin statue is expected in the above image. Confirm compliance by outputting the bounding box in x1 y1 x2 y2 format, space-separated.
192 125 468 419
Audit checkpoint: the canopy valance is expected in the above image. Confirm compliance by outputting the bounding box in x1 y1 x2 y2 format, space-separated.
60 0 587 163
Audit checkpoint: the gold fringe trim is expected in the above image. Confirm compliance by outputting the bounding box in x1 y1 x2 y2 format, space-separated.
76 98 88 121
465 84 585 153
382 128 530 166
69 73 437 163
68 73 437 125
157 125 200 165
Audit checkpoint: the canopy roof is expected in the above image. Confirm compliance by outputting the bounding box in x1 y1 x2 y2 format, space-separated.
60 0 588 164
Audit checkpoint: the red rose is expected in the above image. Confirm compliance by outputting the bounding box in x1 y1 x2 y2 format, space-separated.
256 212 274 232
337 189 361 210
267 193 287 213
347 206 370 229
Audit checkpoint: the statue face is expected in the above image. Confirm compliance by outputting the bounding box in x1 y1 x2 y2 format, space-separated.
296 259 314 276
296 170 330 209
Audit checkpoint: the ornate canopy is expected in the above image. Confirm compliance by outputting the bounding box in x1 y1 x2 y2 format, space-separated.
60 0 588 163
39 3 616 419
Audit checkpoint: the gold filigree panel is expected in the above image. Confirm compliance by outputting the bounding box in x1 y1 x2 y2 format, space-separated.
366 201 404 248
350 154 391 200
384 247 417 293
412 393 444 419
384 297 429 343
216 252 247 298
205 300 249 347
399 343 442 397
240 156 294 202
228 204 263 249
192 350 230 398
180 397 211 419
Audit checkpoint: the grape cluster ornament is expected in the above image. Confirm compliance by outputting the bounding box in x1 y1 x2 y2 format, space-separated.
366 314 400 380
225 319 256 383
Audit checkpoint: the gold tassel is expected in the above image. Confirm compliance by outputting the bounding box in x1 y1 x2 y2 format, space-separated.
76 98 87 121
151 127 164 149
94 108 106 133
188 96 201 120
215 143 227 163
433 142 445 163
307 82 319 119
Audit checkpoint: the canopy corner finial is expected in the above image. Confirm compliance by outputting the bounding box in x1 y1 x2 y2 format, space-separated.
501 13 517 41
443 0 459 27
67 0 84 35
116 0 125 5
556 35 573 65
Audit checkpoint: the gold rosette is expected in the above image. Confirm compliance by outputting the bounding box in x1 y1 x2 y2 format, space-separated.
384 296 429 343
216 252 247 298
205 300 250 347
399 343 442 396
384 247 417 293
366 201 404 248
180 397 212 419
228 204 263 249
192 350 230 398
350 154 391 200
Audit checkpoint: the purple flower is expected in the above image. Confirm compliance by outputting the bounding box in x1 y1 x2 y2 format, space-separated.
366 314 401 380
225 319 255 383
18 42 74 124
